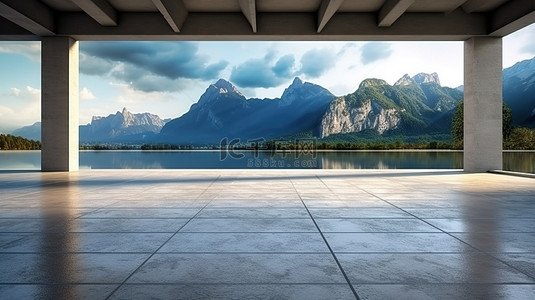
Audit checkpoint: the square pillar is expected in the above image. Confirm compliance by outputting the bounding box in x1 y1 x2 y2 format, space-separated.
464 37 503 173
41 37 79 172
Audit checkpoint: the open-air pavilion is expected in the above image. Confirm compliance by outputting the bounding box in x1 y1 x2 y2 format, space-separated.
1 0 535 299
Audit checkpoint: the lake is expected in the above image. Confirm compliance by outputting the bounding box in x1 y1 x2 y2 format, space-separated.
0 150 534 173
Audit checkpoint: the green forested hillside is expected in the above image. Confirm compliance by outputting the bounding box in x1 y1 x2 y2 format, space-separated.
0 134 41 150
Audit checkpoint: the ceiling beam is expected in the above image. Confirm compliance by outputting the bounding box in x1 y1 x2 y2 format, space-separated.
0 16 39 40
462 0 492 14
0 0 54 35
238 0 256 33
53 11 488 41
445 0 469 14
151 0 188 33
317 0 345 33
490 0 535 36
71 0 117 26
378 0 415 27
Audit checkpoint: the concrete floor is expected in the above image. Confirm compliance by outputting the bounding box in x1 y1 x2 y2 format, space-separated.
0 169 534 299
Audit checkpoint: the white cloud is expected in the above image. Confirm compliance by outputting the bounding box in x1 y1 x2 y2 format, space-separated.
504 23 535 68
0 105 15 117
26 86 40 96
80 87 96 100
81 81 193 124
0 88 40 132
10 88 21 96
360 42 393 65
0 42 41 62
114 84 167 105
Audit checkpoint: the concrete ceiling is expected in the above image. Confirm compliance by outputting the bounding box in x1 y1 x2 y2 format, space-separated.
0 0 533 40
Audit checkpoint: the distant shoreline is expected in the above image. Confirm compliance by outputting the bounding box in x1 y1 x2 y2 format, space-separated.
3 149 535 153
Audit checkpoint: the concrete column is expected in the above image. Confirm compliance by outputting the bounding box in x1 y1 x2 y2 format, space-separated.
464 37 503 172
41 37 79 172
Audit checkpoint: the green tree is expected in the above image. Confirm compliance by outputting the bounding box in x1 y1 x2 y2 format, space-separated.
0 134 41 150
504 128 535 150
503 103 513 141
451 100 464 147
451 101 514 148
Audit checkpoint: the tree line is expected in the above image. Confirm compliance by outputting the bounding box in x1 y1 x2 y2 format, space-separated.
3 101 534 151
0 134 41 150
451 101 535 150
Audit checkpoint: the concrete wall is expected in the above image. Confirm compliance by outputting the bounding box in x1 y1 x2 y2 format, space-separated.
464 37 503 172
41 37 79 172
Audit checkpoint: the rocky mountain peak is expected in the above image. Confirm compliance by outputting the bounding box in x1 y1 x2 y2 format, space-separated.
82 108 168 141
279 77 333 108
213 79 243 96
121 107 136 127
197 79 245 105
290 77 304 87
412 72 441 85
504 56 535 80
359 78 389 89
394 74 415 86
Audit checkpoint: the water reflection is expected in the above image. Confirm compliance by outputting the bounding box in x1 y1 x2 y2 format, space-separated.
79 150 466 169
462 194 500 288
0 150 40 169
38 173 80 298
503 152 535 173
1 150 533 173
320 151 464 169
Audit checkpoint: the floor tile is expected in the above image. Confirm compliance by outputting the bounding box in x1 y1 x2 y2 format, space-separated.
303 200 392 208
159 232 328 253
76 218 190 233
453 233 535 253
180 218 317 232
0 284 117 300
498 254 535 279
0 253 149 283
309 208 413 218
0 233 32 247
196 208 310 218
316 218 439 232
127 254 346 284
206 200 304 208
1 233 173 253
110 284 356 300
80 208 200 219
425 218 535 233
338 253 533 284
354 284 535 300
325 233 470 252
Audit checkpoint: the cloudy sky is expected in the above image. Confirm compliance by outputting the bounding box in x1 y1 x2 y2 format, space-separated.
1 23 535 133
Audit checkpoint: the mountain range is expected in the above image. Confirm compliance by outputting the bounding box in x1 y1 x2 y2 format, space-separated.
80 107 170 142
503 57 535 127
159 72 462 144
11 56 535 144
159 77 335 143
14 108 170 143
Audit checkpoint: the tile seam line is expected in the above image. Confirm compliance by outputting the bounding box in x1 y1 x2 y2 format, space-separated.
104 175 221 300
364 190 535 282
289 175 361 300
0 282 523 286
4 251 535 255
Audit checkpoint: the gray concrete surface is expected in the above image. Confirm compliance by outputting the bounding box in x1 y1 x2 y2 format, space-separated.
41 37 79 172
464 37 503 173
0 169 534 299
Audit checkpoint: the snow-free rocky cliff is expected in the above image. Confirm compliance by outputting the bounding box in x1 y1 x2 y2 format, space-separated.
80 107 168 142
318 73 462 138
320 98 401 137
